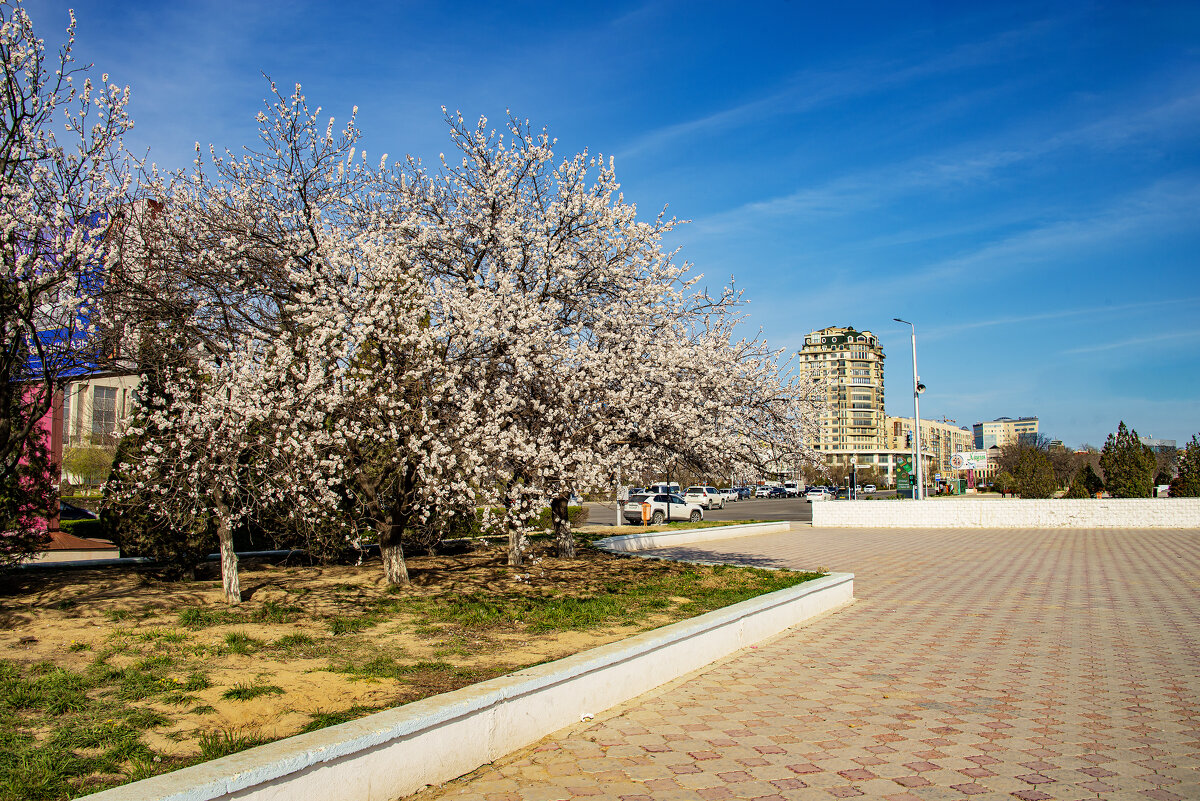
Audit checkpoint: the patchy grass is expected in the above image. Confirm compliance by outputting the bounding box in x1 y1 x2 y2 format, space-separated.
196 729 269 760
221 683 284 701
0 537 822 800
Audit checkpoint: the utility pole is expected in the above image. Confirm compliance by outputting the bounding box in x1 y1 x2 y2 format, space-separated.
893 318 926 500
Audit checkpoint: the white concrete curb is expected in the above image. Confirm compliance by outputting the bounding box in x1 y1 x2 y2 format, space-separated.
85 571 852 801
594 520 793 552
811 497 1200 528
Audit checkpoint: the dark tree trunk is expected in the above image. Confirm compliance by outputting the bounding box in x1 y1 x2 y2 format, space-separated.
350 465 411 586
551 495 575 559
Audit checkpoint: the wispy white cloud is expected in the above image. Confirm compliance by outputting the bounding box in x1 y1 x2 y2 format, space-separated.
924 296 1200 339
906 177 1200 281
790 175 1200 312
615 14 1068 161
1061 329 1200 355
691 85 1200 237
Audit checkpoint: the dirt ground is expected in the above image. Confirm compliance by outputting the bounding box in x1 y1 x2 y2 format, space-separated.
0 528 785 768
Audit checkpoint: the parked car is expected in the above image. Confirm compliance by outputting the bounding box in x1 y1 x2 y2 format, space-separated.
684 486 725 509
754 485 772 498
736 486 752 499
622 492 704 524
59 500 98 520
719 488 738 503
862 484 877 494
763 486 784 498
835 487 850 499
805 486 831 501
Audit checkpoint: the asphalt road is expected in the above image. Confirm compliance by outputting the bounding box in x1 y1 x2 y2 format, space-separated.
586 496 814 525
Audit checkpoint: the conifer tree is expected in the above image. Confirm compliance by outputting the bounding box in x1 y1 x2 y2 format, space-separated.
1098 422 1156 498
1169 435 1200 497
1065 462 1103 498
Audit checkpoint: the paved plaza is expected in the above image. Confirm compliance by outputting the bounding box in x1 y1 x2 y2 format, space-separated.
426 526 1200 801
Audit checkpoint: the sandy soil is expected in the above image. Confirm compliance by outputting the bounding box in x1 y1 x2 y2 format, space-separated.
0 532 681 758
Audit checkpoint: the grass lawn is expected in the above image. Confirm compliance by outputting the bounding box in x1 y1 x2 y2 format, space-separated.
0 531 820 800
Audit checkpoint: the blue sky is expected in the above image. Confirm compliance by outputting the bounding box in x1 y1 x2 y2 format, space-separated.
34 0 1200 448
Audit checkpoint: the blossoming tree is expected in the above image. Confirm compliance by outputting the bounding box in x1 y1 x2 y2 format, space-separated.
112 89 825 596
402 113 825 564
0 0 131 558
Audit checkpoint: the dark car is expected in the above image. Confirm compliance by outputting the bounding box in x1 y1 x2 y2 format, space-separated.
60 500 98 520
767 486 787 498
835 487 850 499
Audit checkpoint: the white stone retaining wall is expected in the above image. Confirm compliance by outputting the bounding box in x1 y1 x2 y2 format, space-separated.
87 524 850 801
811 497 1200 528
595 520 792 552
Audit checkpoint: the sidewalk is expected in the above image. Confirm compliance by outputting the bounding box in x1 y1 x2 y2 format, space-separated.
424 525 1200 800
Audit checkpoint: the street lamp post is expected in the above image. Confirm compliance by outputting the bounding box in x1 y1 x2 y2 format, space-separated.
893 318 925 500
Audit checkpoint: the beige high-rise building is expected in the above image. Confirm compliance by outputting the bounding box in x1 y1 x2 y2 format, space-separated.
798 326 886 452
972 417 1039 450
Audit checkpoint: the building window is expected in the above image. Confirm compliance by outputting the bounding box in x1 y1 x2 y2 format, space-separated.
92 386 118 444
63 389 72 444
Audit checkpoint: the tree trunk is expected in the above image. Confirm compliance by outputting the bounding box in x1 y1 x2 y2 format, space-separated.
213 496 241 604
507 522 525 566
379 513 410 585
551 495 575 559
350 468 410 586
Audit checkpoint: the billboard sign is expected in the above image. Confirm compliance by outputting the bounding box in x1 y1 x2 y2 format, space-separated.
950 451 989 470
895 454 912 491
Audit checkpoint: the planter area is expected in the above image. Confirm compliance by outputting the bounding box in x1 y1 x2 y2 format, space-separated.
87 524 851 801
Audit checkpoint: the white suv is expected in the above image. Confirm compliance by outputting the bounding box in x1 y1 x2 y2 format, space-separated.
684 486 725 509
622 493 704 524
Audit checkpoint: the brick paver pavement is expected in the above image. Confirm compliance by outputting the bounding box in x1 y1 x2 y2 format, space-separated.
424 527 1200 801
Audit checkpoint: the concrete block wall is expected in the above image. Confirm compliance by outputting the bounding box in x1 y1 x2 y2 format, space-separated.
811 498 1200 528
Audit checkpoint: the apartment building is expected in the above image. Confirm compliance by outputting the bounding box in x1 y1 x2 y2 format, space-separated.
972 416 1039 450
797 326 886 452
886 416 976 477
61 372 140 447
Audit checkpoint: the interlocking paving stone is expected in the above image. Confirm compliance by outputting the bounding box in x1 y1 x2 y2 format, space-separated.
425 527 1200 800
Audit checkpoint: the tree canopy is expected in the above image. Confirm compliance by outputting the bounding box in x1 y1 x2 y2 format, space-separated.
1169 435 1200 497
1098 422 1156 499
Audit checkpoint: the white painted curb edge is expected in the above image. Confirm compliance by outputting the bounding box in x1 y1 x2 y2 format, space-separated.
594 520 793 552
85 571 853 801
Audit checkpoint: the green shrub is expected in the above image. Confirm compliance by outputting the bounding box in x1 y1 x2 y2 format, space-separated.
59 518 107 540
533 505 586 530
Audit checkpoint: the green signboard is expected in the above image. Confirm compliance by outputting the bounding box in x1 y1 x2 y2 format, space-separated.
895 455 912 491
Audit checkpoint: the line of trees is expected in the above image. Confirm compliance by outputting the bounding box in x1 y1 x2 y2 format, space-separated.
992 421 1199 500
1 2 826 596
